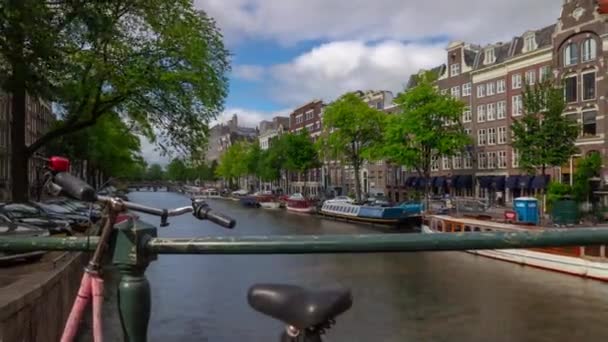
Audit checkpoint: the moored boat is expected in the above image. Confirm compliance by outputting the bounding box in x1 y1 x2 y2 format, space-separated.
422 215 608 282
257 193 281 209
286 193 316 213
320 201 422 226
194 188 221 199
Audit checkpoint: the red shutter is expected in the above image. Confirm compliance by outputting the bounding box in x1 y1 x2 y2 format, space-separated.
599 0 608 14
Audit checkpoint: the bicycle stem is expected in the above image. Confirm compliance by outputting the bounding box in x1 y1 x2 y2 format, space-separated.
87 201 120 273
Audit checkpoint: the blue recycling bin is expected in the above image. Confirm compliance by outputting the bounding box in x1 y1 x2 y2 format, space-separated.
513 197 539 225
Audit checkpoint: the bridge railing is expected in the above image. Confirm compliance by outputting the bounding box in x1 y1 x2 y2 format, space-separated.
1 218 607 341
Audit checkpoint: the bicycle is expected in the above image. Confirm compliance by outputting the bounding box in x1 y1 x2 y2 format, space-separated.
42 157 352 342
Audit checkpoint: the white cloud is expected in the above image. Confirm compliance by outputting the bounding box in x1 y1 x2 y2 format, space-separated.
269 40 445 105
195 0 559 46
213 107 292 128
232 64 265 81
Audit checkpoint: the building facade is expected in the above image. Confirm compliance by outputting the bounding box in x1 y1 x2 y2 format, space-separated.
258 116 290 191
205 114 258 164
289 100 324 196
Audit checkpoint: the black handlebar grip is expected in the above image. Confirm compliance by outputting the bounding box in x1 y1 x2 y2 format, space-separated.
195 206 236 229
54 172 97 202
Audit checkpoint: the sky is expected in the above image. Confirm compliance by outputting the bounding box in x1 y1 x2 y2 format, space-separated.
142 0 563 165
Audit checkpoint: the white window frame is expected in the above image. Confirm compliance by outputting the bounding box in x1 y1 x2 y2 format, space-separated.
477 85 486 98
462 107 472 123
478 128 487 146
488 127 497 145
524 34 536 52
512 95 523 116
477 104 486 122
462 83 472 96
478 152 487 169
539 66 551 82
442 156 451 170
498 126 507 144
581 70 596 101
453 153 462 170
441 89 448 95
525 70 536 85
497 79 506 93
488 152 497 169
451 86 460 98
497 101 506 119
450 63 460 77
564 43 578 66
498 151 507 169
512 74 522 89
512 150 520 168
464 152 472 169
486 82 495 96
564 75 578 103
431 155 439 171
464 128 472 136
582 38 597 62
484 48 495 65
487 103 496 121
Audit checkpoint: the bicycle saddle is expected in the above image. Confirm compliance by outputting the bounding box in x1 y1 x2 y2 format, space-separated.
248 283 352 330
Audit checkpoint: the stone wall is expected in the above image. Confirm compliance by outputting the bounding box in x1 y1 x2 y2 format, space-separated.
0 252 88 341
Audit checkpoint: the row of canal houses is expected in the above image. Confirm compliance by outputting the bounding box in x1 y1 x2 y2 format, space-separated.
210 1 608 206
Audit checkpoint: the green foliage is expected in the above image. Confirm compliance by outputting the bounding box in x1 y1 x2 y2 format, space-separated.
283 130 319 174
146 164 164 181
573 152 602 202
511 80 579 174
546 182 572 209
380 75 470 205
215 141 248 182
166 159 189 181
319 92 386 201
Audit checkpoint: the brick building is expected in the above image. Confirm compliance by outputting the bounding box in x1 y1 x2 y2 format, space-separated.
407 0 608 205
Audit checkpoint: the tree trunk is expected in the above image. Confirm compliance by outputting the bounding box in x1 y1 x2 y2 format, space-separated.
424 170 431 213
353 160 362 204
541 164 546 176
11 83 29 202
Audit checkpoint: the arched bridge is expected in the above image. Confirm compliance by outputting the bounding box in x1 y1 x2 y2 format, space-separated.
125 181 182 192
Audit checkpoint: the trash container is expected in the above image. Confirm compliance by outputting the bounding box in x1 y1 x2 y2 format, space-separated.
552 199 578 226
513 197 539 225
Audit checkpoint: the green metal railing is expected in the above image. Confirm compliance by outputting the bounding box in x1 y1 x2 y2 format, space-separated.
2 218 608 341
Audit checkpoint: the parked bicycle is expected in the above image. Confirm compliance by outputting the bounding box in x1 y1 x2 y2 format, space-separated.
40 157 352 342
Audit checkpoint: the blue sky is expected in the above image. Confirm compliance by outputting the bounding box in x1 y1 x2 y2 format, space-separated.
142 0 562 164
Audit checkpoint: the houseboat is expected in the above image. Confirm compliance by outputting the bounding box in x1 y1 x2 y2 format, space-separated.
422 215 608 282
320 201 423 226
286 193 316 214
194 188 221 199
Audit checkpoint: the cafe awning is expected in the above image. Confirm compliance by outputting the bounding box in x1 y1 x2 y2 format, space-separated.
506 175 520 189
531 175 550 189
454 175 473 189
518 175 532 190
434 176 446 188
478 176 493 189
491 176 506 190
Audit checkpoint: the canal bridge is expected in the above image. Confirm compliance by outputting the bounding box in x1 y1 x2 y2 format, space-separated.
125 181 181 192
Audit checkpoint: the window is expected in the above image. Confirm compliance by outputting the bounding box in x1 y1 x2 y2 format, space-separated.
296 114 303 124
582 38 597 62
487 82 495 95
316 121 321 130
451 86 460 98
488 128 497 145
477 104 486 122
478 152 487 169
484 48 495 64
478 128 487 146
583 110 597 137
497 79 506 93
305 110 314 120
564 43 578 66
442 156 451 170
525 70 536 85
498 126 507 144
512 95 523 116
464 152 472 169
488 152 497 169
512 150 520 168
431 155 439 171
524 34 536 52
512 74 522 89
582 72 596 101
441 89 448 95
464 128 472 136
498 151 507 169
453 153 462 170
565 76 577 102
477 85 485 98
497 101 507 119
539 66 551 82
462 107 472 123
487 103 496 121
450 63 460 77
462 83 472 96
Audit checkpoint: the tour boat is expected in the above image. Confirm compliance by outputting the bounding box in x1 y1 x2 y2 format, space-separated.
286 193 316 214
194 188 221 199
320 201 423 226
422 215 608 282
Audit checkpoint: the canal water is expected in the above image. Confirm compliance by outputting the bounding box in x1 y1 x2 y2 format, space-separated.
85 191 608 341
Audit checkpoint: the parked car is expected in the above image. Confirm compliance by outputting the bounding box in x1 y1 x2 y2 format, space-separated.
0 203 73 235
33 202 91 231
0 220 49 263
43 198 102 222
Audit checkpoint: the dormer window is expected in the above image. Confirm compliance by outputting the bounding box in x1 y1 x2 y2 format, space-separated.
524 33 536 52
484 47 496 65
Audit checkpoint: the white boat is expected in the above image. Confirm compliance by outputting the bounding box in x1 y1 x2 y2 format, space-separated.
320 201 422 226
260 201 281 209
423 215 608 282
194 188 221 199
324 196 355 204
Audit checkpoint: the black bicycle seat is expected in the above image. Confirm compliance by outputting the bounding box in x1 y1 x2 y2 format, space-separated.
247 283 352 329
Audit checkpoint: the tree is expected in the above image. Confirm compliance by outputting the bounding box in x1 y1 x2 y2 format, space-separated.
215 141 248 188
319 92 386 202
283 131 319 195
166 158 188 182
1 1 230 201
573 152 602 204
511 79 579 175
146 164 164 181
380 72 470 209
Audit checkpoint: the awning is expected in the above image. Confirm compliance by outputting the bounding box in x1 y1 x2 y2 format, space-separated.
446 176 455 187
434 176 446 188
506 175 520 189
491 176 506 190
431 177 438 187
531 175 550 189
478 176 493 189
405 177 417 187
518 175 532 190
455 175 473 189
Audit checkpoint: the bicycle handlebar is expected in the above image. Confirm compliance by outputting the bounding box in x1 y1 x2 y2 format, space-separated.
193 204 236 229
54 172 97 202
